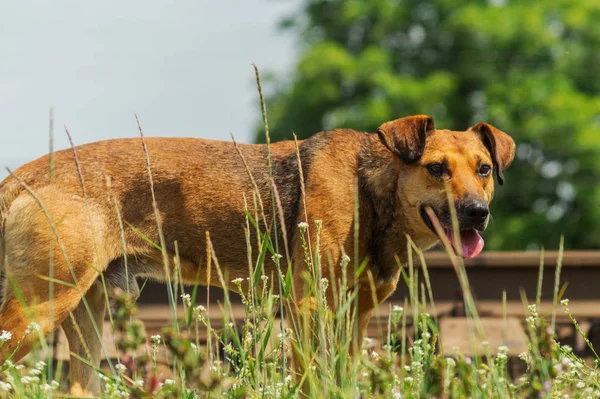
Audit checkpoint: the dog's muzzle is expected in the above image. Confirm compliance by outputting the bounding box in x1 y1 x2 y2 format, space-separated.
420 199 490 258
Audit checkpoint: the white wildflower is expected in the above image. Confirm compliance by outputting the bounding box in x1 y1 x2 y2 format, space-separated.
371 351 379 360
393 305 404 314
29 368 42 376
51 380 59 389
0 382 11 392
35 361 46 370
561 299 570 307
195 305 206 313
231 278 244 285
21 376 34 384
576 381 586 389
553 364 563 375
151 334 161 345
321 278 329 291
0 330 12 343
528 304 538 317
498 345 509 354
298 222 308 229
164 379 175 385
526 316 536 327
134 380 144 388
413 344 424 357
180 293 192 306
271 253 283 263
25 322 40 334
115 363 127 374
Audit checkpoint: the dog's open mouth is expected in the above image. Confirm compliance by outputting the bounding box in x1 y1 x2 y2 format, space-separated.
420 206 484 259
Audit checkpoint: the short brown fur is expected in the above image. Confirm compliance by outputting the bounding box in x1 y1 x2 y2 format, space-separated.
0 115 514 396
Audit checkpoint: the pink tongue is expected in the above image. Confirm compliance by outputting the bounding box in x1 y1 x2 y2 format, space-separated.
445 228 484 258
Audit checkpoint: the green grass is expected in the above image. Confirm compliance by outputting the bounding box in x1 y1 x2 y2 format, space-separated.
1 67 599 398
1 226 600 398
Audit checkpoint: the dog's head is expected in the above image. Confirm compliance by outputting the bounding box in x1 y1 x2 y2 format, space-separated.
377 115 515 258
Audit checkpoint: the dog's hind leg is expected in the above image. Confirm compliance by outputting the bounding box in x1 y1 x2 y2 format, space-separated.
0 190 112 389
62 280 106 397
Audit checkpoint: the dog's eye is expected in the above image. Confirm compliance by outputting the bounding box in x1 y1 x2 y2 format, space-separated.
427 163 444 177
479 164 492 176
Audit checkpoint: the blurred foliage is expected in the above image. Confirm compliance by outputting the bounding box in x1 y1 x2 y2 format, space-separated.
255 0 600 251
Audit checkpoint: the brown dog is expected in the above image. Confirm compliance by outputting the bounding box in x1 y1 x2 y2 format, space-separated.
0 115 514 395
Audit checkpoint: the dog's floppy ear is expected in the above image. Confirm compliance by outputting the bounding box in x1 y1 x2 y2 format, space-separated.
377 115 435 164
471 122 516 186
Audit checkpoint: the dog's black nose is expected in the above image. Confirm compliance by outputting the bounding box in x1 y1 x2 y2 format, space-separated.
463 201 489 226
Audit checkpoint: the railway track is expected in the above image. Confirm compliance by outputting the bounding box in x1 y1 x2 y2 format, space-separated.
46 251 600 362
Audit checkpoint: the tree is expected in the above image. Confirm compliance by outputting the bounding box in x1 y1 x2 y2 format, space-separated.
256 0 600 251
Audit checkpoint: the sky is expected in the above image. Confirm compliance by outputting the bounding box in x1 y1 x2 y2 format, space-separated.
0 0 300 179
